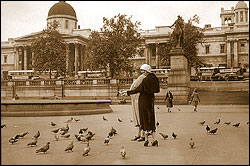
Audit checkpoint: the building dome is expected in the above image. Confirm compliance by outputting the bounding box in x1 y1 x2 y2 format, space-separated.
48 1 76 19
235 1 248 10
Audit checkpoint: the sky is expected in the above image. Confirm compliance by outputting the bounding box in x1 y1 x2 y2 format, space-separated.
1 1 249 41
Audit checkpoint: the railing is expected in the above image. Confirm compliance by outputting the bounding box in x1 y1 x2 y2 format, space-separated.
1 77 168 87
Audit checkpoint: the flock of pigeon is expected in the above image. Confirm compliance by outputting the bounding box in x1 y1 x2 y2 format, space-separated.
196 118 249 148
2 116 127 159
1 110 249 160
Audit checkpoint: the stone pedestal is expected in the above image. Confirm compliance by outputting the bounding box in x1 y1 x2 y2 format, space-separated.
168 47 190 104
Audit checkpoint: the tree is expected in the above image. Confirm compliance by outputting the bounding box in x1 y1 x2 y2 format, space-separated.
160 15 206 71
86 14 142 78
31 21 66 78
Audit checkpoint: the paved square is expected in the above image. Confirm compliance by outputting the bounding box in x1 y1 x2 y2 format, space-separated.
1 104 249 165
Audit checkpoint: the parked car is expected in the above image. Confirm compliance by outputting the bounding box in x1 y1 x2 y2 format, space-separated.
31 75 46 80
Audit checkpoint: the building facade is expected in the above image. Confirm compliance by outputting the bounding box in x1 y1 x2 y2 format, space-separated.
1 1 249 78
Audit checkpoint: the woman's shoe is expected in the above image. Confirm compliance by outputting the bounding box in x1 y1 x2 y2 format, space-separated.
138 137 145 142
152 140 158 146
131 136 140 141
144 140 149 147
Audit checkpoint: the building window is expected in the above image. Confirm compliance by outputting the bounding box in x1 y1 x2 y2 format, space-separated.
65 20 69 29
240 43 245 52
220 44 225 53
205 45 210 54
240 11 243 22
75 22 77 29
246 11 248 22
236 12 238 23
4 55 7 63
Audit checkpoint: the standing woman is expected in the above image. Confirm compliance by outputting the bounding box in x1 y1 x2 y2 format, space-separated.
165 89 173 112
122 64 160 147
130 70 146 141
189 88 200 112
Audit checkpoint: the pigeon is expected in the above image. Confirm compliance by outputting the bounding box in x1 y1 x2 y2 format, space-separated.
13 134 21 139
18 132 29 138
60 130 69 135
60 124 69 132
51 128 60 134
232 122 240 127
159 132 168 139
224 122 231 125
189 138 195 149
199 120 205 125
79 128 88 134
65 141 74 152
54 134 59 141
104 136 110 145
83 142 90 156
108 131 114 137
75 134 83 141
157 106 160 109
66 117 73 123
120 146 126 158
1 124 7 128
178 108 181 111
27 139 38 146
156 121 160 126
214 119 220 125
85 133 95 140
208 128 218 134
74 118 81 122
36 142 50 154
110 127 117 135
32 131 40 139
118 118 123 122
51 122 56 127
172 132 177 139
103 116 108 121
61 134 71 138
206 125 210 133
9 137 18 144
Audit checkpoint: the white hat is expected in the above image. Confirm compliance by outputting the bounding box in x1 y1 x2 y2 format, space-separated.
140 64 151 73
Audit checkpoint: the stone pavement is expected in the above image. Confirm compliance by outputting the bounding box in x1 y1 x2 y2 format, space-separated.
1 104 249 165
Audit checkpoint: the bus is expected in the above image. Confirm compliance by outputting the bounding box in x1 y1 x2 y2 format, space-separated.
77 70 106 78
199 67 226 81
151 68 170 77
8 70 35 80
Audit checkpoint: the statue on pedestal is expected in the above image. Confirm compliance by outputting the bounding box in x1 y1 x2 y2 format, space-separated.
170 15 184 48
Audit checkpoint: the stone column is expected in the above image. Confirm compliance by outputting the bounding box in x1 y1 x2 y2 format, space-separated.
81 45 85 70
24 46 27 70
226 41 231 68
155 44 159 69
234 40 238 67
31 51 35 70
74 43 79 75
15 47 19 70
66 44 70 75
144 45 149 64
148 45 151 65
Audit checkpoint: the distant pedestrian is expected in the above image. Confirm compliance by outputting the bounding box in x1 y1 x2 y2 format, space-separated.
165 89 173 112
189 88 200 112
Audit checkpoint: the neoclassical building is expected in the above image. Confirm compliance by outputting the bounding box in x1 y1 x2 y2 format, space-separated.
1 1 91 77
1 1 249 78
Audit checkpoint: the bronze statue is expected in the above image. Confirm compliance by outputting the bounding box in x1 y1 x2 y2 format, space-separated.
170 15 184 48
